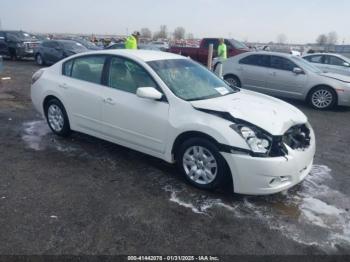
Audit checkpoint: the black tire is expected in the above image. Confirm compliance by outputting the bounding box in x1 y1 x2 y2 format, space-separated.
36 53 45 66
224 74 241 88
9 48 17 61
307 86 337 110
44 98 71 137
176 137 231 190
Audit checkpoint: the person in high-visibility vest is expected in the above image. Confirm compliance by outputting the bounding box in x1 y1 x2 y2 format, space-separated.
125 31 140 49
217 38 227 59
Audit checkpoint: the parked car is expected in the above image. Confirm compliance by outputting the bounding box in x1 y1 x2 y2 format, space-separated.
303 53 350 76
62 37 102 50
150 41 169 51
215 51 350 110
169 38 250 65
0 30 40 60
31 50 315 195
106 42 162 51
0 55 3 73
34 40 88 65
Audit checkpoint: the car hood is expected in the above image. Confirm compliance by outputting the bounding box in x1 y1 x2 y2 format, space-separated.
321 72 350 83
190 90 307 135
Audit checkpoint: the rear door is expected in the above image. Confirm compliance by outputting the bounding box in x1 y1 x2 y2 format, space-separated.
237 54 270 92
61 55 107 134
304 54 326 71
101 56 170 154
266 55 307 98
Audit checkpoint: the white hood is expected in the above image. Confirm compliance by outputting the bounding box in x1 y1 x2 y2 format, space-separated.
191 90 307 135
321 72 350 83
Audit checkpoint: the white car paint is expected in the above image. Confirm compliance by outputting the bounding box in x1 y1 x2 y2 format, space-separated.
31 50 316 195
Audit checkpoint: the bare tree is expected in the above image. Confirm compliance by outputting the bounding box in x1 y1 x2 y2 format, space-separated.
140 28 152 39
153 25 168 40
316 34 328 45
327 31 338 45
276 34 287 44
186 33 194 39
173 27 186 40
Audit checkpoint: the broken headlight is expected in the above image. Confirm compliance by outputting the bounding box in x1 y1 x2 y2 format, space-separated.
231 124 272 155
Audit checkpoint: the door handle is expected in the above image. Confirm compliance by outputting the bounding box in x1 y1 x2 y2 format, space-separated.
271 71 277 76
103 97 115 105
59 83 69 89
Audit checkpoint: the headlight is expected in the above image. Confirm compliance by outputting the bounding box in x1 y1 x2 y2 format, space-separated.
231 124 272 155
17 42 25 48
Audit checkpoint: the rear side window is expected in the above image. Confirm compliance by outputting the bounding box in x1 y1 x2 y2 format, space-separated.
325 56 345 66
239 55 270 67
203 39 220 49
63 55 106 84
270 56 297 71
305 55 324 64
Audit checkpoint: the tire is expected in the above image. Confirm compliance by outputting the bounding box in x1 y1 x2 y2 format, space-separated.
224 75 241 88
44 98 71 137
308 86 337 110
176 137 231 190
36 54 45 66
9 48 17 61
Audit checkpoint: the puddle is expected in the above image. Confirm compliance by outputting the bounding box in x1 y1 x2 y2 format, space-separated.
22 120 79 153
163 165 350 252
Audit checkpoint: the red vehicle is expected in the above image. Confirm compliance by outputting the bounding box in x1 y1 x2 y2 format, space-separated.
168 38 250 65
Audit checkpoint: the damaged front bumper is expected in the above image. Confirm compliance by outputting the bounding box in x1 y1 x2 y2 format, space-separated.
221 125 316 195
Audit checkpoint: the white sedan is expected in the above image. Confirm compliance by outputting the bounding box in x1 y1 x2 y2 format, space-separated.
31 50 315 195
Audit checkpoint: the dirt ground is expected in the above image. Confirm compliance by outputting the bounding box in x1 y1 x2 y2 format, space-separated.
0 60 350 257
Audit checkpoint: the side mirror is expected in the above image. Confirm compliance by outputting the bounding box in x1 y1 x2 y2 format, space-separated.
136 87 163 100
343 62 350 67
293 67 304 74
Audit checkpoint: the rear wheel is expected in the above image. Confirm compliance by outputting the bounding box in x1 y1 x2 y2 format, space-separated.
176 138 231 190
308 86 337 110
224 75 241 88
44 98 71 137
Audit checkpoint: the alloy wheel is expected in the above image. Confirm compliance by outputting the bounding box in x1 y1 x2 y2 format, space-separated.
182 146 218 185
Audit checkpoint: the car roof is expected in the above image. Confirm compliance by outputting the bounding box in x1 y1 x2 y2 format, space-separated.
79 49 186 62
303 52 347 58
240 51 296 58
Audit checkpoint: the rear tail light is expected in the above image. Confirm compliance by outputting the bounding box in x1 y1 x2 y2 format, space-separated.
31 70 44 84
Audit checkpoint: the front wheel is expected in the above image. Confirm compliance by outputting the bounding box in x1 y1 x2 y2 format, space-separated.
176 138 231 190
308 86 337 110
224 75 241 88
36 54 45 66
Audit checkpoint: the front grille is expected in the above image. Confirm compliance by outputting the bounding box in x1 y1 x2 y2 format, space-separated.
283 124 311 150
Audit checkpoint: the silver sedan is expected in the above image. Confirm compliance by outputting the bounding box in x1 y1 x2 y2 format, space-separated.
303 53 350 76
214 51 350 110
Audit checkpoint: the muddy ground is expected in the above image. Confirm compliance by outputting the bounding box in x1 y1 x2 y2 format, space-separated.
0 60 350 257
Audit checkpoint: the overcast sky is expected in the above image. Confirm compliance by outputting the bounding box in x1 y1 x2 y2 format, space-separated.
0 0 349 44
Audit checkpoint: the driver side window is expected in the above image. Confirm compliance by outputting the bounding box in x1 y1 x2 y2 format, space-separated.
108 57 157 94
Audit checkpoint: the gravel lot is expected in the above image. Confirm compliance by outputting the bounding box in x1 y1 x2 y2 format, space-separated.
0 60 350 257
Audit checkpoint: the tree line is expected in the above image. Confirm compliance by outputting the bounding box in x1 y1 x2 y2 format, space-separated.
140 25 194 40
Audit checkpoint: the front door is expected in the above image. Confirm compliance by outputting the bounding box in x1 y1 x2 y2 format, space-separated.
102 56 169 154
266 55 307 98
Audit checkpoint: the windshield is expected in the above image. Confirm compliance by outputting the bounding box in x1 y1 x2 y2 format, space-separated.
62 41 88 52
230 39 248 49
75 38 97 49
148 59 235 101
292 56 322 73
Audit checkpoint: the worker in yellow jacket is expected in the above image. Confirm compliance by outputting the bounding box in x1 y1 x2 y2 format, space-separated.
125 31 140 49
